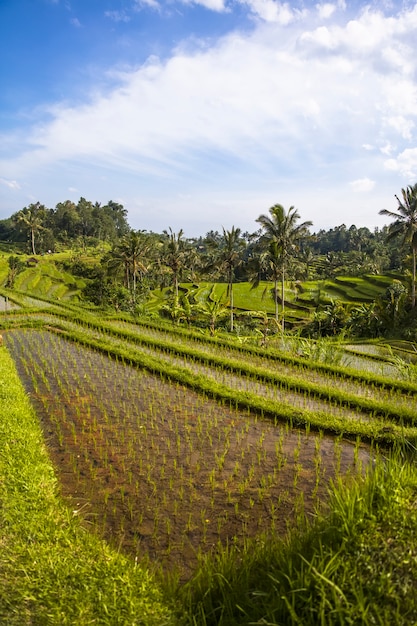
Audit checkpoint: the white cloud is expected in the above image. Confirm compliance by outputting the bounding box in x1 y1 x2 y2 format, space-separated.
385 115 414 141
104 10 131 22
0 178 20 190
184 0 228 11
70 17 81 27
316 3 336 20
350 178 375 193
380 142 394 156
385 148 417 179
133 0 162 11
3 2 417 232
241 0 307 24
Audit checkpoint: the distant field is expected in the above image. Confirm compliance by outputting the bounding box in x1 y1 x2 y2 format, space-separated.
177 275 393 323
0 248 401 322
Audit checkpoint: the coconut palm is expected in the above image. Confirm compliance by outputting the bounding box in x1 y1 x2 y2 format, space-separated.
107 230 152 301
160 228 192 298
249 240 282 323
256 204 312 332
207 226 245 332
379 184 417 307
15 202 47 255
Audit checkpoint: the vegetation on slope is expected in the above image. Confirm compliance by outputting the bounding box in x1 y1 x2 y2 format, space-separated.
2 229 417 624
0 346 177 625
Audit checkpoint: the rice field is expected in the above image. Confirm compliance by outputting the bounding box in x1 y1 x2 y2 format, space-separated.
4 327 372 581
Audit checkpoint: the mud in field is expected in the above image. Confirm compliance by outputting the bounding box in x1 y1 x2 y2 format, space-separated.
5 329 372 580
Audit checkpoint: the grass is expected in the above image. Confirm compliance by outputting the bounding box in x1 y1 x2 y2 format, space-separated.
181 449 417 625
3 262 417 624
12 258 86 301
5 328 370 582
4 308 417 444
0 346 177 625
3 319 417 624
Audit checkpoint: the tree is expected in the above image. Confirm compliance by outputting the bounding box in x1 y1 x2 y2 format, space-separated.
197 286 229 336
107 230 153 303
160 228 191 298
76 197 95 248
207 226 245 332
256 204 312 332
160 290 198 326
379 184 417 307
103 200 130 239
53 200 80 241
14 202 47 255
299 247 316 280
6 255 25 288
249 240 283 322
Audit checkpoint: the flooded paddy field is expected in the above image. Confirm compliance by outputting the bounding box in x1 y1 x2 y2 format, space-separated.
5 329 371 580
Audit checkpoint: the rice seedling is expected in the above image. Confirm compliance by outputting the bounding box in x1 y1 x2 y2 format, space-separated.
4 327 376 581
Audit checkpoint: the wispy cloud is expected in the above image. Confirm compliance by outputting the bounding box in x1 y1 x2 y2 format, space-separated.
385 148 417 179
133 0 162 11
241 0 307 24
0 178 21 190
183 0 229 11
104 10 131 23
14 6 415 169
350 178 375 193
2 1 417 232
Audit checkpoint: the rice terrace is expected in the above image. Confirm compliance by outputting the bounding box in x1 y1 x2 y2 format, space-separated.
3 197 417 624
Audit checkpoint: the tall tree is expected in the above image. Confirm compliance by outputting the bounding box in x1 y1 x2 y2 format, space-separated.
379 183 417 307
76 197 95 248
256 204 312 332
14 202 47 255
249 240 282 322
53 200 80 241
104 200 130 238
107 230 152 302
160 228 191 298
208 226 245 331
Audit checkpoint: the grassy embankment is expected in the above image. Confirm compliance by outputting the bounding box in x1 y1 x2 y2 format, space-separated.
3 260 417 624
0 345 177 625
3 334 417 624
181 449 417 625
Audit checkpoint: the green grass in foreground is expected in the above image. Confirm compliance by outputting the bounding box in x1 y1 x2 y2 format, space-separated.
0 346 177 625
3 331 417 625
181 451 417 625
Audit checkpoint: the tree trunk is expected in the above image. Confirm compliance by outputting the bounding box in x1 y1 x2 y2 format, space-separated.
274 277 279 322
31 228 36 255
281 263 285 335
229 273 234 332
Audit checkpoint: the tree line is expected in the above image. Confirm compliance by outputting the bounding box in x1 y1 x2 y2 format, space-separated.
2 184 417 339
0 198 130 254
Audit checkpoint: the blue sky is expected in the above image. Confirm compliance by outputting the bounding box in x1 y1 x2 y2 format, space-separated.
1 0 417 236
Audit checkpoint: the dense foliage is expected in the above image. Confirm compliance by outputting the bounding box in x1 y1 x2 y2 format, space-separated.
2 185 417 340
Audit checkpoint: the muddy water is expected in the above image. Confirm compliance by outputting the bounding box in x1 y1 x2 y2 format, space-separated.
5 329 372 580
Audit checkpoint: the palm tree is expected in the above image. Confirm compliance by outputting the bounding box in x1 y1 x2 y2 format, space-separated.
256 204 312 332
379 184 417 307
107 230 152 302
160 228 191 298
15 202 46 255
208 226 245 332
249 240 282 323
299 247 316 280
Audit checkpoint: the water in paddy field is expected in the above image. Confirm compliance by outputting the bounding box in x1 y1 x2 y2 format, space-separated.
4 329 373 581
